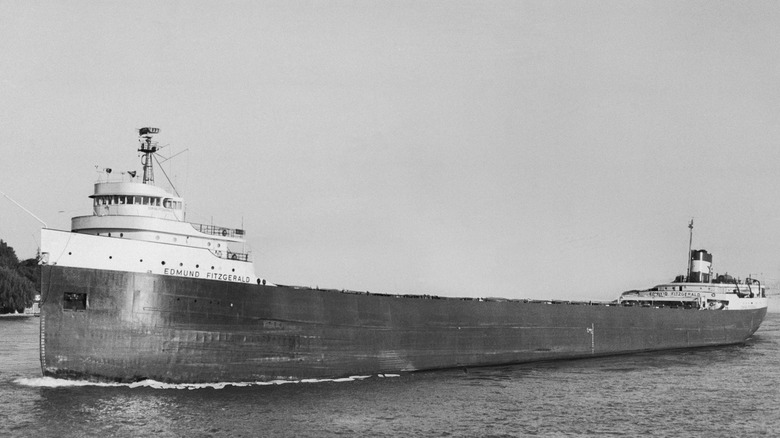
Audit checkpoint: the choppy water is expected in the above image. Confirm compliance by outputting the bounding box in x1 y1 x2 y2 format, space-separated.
2 314 779 437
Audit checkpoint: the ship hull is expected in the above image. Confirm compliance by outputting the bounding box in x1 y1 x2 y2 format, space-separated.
40 265 767 383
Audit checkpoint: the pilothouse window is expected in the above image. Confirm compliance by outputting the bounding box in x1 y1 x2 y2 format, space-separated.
163 199 183 210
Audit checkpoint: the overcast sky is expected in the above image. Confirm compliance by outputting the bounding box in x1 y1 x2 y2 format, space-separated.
1 1 779 304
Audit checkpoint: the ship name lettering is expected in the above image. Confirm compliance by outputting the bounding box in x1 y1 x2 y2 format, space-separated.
164 268 201 278
648 291 700 298
162 268 250 283
205 272 251 283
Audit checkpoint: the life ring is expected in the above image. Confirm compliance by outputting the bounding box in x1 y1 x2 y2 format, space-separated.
231 254 237 260
711 293 716 297
221 229 228 236
215 250 222 257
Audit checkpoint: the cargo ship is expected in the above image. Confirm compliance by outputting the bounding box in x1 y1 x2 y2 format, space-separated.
39 128 768 383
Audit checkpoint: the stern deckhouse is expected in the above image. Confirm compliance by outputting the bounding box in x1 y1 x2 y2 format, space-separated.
619 248 766 311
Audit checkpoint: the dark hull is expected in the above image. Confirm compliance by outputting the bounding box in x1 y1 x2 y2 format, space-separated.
40 265 767 383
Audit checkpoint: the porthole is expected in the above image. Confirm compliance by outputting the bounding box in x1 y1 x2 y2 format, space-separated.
207 242 211 247
179 263 183 267
68 252 72 255
108 233 112 237
211 266 215 270
140 259 143 263
161 261 166 265
120 233 124 238
156 235 160 240
109 256 113 259
232 268 235 272
217 243 221 248
196 264 200 268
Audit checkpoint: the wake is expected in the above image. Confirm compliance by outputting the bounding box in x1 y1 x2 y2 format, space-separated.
14 374 399 390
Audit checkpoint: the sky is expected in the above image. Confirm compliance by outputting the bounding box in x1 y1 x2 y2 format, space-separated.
1 1 779 304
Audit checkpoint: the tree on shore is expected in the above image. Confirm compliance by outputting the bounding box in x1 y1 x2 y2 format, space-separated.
0 240 38 314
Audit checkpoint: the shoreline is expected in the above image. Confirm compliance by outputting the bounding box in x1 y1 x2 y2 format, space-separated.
0 313 39 319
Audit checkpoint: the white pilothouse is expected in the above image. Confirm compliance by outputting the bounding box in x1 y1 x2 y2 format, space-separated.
40 127 266 285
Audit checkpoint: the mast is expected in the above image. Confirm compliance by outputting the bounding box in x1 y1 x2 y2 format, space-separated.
138 127 160 184
686 218 694 282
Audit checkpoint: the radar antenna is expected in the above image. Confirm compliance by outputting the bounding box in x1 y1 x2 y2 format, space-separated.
138 127 160 184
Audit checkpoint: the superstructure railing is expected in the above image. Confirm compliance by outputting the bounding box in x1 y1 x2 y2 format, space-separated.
225 250 250 262
191 223 246 238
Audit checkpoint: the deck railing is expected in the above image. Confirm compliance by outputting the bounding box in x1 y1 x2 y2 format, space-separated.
226 250 250 262
192 223 246 238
